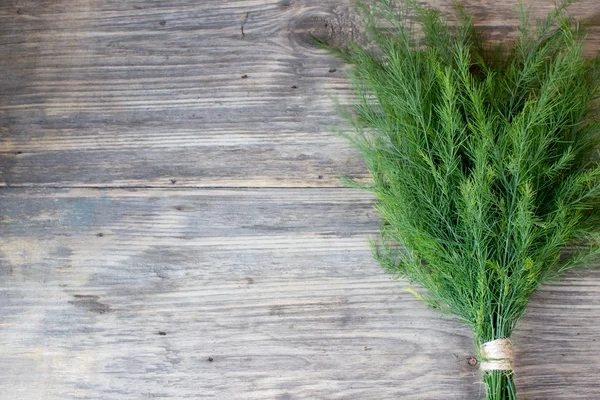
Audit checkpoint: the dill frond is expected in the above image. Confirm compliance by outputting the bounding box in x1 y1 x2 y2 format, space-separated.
317 1 600 398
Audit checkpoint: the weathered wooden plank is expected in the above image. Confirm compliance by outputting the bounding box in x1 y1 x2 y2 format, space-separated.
1 0 599 187
0 0 364 187
2 1 600 399
1 188 599 399
515 283 600 400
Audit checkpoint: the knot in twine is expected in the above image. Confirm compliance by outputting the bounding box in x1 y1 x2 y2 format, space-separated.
479 338 514 371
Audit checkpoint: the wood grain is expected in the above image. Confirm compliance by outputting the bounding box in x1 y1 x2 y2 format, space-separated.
1 1 600 399
1 0 598 188
0 0 366 188
1 188 599 400
0 188 473 399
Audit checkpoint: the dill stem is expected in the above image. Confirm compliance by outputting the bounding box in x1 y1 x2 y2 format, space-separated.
483 371 517 400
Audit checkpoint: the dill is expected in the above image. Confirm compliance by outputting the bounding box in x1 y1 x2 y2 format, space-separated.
315 1 600 398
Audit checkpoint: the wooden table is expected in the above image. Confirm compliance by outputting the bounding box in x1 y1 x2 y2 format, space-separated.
1 1 599 399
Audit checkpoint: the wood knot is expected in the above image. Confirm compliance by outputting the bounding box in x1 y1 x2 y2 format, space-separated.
288 6 365 53
290 15 334 49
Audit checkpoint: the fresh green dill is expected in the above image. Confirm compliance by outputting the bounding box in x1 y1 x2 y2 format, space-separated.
315 1 600 398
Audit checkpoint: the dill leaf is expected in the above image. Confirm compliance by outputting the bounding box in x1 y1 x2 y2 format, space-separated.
317 1 600 398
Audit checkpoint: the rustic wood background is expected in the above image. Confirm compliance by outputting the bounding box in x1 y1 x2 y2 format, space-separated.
1 1 599 399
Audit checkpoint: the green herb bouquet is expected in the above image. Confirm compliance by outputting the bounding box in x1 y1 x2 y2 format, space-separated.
315 0 600 398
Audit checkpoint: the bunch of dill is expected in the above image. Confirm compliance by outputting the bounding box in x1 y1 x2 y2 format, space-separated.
315 0 600 398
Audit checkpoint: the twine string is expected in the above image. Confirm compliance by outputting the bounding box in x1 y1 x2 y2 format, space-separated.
479 338 514 371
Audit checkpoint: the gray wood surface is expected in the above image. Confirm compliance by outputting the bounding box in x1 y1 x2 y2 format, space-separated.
1 1 600 399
